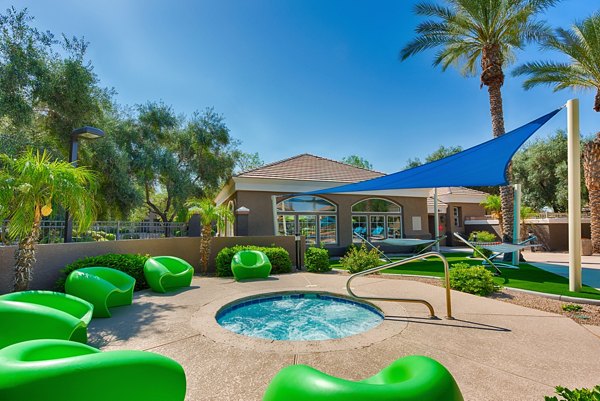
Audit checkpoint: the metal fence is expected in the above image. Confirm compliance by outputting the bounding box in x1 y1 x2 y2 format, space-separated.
1 220 189 246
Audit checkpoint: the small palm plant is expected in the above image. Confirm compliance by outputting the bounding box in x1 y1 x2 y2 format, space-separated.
0 149 97 291
186 198 233 274
513 12 600 253
480 194 503 233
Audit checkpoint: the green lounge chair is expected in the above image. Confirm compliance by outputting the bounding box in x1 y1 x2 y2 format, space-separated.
0 290 94 326
0 339 186 401
65 267 135 318
0 300 88 348
144 256 194 293
263 355 464 401
231 250 272 281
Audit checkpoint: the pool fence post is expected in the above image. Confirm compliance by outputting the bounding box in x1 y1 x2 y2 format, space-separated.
512 183 521 266
434 188 440 252
567 98 582 292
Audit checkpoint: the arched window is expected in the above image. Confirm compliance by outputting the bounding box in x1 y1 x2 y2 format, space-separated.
351 198 403 241
276 196 337 245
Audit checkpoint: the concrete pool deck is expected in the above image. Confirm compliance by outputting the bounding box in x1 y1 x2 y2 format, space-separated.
89 271 600 401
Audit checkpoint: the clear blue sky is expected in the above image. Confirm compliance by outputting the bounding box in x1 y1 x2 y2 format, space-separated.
11 0 600 173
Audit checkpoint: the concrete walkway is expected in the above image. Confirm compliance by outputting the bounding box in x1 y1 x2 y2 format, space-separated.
89 272 600 401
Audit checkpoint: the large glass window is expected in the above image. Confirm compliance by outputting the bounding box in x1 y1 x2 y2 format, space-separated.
352 198 403 241
277 215 296 236
276 196 337 245
319 215 337 244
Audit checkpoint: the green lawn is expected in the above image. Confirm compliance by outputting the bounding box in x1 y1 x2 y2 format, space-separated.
330 253 600 300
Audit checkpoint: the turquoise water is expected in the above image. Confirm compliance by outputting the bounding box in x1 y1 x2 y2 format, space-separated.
216 293 384 341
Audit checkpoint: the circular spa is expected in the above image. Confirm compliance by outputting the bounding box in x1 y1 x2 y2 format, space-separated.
215 292 384 341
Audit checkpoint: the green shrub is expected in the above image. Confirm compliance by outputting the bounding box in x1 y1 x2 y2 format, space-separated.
545 385 600 401
305 247 331 273
340 243 381 274
562 303 583 312
215 245 292 277
468 231 497 258
448 262 500 296
55 253 150 292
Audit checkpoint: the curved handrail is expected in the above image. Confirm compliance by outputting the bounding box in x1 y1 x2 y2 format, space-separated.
345 251 453 319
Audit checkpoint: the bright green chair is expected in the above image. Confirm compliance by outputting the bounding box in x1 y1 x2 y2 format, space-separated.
65 267 135 318
262 355 464 401
0 290 94 326
0 339 186 401
0 300 88 348
231 250 272 281
144 256 194 293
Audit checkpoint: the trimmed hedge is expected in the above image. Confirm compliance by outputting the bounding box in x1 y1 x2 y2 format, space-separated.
55 253 150 292
215 245 292 277
305 247 331 273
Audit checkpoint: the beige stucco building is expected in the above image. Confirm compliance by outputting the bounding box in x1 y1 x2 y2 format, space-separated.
216 154 488 255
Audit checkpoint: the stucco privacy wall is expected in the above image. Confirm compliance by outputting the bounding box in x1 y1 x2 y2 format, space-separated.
464 220 591 251
0 235 301 294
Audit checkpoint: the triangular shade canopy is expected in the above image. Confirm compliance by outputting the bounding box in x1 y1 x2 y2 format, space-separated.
309 108 562 194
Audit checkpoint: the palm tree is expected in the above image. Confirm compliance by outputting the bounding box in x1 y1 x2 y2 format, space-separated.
400 0 558 240
513 13 600 253
0 149 97 291
480 194 503 234
186 198 234 274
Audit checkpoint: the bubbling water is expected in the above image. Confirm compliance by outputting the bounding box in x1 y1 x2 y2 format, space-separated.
216 293 383 341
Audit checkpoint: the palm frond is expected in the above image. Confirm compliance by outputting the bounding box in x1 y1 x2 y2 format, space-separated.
414 2 454 19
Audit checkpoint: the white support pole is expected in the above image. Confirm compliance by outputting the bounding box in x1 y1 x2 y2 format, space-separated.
567 98 582 292
512 183 521 266
271 195 279 236
434 188 440 252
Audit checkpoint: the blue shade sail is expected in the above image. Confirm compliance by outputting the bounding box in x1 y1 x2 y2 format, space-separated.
309 108 562 194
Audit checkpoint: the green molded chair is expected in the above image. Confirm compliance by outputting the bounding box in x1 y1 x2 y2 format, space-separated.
263 355 464 401
231 250 272 281
65 267 135 318
0 290 94 326
0 339 186 401
144 256 194 293
0 300 88 348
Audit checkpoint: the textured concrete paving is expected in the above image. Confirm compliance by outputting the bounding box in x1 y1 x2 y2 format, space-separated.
89 272 600 401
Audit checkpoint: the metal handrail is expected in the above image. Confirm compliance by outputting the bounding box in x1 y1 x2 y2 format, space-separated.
345 251 453 319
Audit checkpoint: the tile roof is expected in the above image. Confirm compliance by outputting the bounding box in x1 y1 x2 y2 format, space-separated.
236 154 384 183
430 187 490 197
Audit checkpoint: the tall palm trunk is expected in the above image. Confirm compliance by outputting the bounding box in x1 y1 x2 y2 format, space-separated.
482 44 513 240
199 223 212 274
583 133 600 254
13 208 42 291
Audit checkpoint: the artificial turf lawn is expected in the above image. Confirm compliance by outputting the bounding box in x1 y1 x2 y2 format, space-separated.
330 253 600 300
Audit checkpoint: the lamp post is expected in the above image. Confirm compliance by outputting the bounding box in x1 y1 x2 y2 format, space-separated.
64 126 105 243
